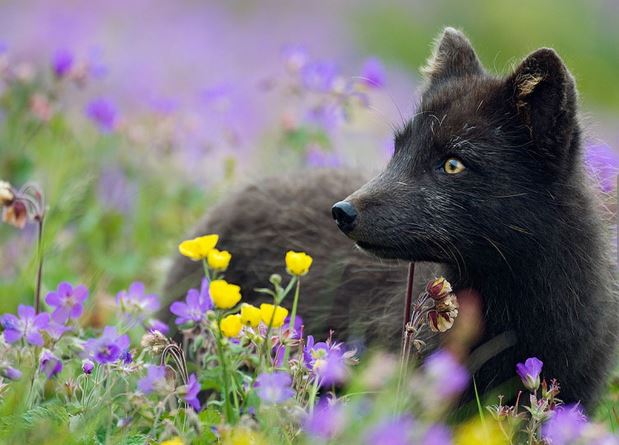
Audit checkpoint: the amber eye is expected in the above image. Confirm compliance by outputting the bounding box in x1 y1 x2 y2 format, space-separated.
443 158 466 174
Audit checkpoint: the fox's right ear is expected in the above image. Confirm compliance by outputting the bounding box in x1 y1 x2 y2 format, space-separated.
422 27 484 83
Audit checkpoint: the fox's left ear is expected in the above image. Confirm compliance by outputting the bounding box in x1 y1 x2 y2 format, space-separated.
507 48 578 160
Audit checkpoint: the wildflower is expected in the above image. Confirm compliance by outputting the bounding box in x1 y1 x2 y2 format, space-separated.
170 278 212 324
207 248 232 271
423 350 469 399
0 305 50 346
282 314 303 339
0 181 14 205
365 415 415 445
39 349 62 378
304 398 346 439
360 57 386 88
2 199 28 228
51 48 74 77
180 373 201 411
116 281 160 323
240 304 261 328
83 326 130 364
220 314 242 338
210 280 241 309
304 336 349 386
220 426 266 445
255 371 295 404
44 319 72 341
421 424 453 445
516 357 543 392
137 365 174 395
160 438 184 445
178 234 219 261
141 330 169 354
260 304 288 328
45 281 89 323
301 60 338 92
285 251 313 276
542 405 587 445
0 366 22 381
146 319 170 335
82 359 94 374
454 419 506 445
426 277 453 300
85 97 118 132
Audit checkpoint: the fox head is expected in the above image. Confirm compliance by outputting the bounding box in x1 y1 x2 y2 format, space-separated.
332 28 582 274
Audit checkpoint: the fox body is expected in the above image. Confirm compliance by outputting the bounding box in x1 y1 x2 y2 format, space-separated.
163 29 618 409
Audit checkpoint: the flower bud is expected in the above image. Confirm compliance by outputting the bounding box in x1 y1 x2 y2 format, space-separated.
2 200 28 229
0 181 14 206
426 277 452 300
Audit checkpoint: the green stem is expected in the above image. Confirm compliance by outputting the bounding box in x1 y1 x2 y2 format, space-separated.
281 279 301 366
215 313 234 423
34 215 44 313
202 259 211 282
260 295 279 370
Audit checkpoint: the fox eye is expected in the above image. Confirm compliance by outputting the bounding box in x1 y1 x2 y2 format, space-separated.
442 158 466 174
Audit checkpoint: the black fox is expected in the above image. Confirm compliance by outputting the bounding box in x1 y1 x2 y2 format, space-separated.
163 28 618 410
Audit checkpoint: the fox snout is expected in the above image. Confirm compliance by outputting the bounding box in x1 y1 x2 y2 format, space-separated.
331 200 358 234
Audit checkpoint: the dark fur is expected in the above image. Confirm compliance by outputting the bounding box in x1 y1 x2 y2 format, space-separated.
163 28 618 410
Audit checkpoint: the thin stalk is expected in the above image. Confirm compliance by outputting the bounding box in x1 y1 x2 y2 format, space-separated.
281 279 301 366
260 295 278 370
215 312 235 423
34 215 45 313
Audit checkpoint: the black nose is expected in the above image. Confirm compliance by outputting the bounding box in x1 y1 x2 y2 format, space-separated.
331 201 358 233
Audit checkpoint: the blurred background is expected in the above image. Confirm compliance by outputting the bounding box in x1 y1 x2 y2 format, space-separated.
1 0 617 315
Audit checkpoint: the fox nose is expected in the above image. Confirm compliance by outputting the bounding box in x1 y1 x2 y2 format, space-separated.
331 201 358 233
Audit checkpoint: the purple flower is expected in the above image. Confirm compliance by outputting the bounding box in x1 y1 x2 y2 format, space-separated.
82 359 94 375
170 278 211 325
137 365 172 395
83 326 130 364
283 315 303 340
39 349 62 378
585 142 619 192
304 336 348 386
305 146 342 168
360 57 386 88
146 319 170 335
423 350 469 398
116 281 160 323
365 415 415 445
304 398 346 439
282 44 309 71
255 371 295 404
85 98 118 132
301 60 339 92
516 357 543 392
1 305 50 346
45 282 89 323
44 319 72 341
542 405 587 445
52 48 74 77
183 373 201 411
421 424 453 445
1 366 22 381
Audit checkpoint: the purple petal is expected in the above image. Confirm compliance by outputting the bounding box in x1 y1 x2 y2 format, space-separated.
3 329 22 343
18 305 35 320
73 284 89 303
128 281 145 296
26 331 44 346
170 302 189 318
45 291 60 307
57 282 73 298
33 312 50 329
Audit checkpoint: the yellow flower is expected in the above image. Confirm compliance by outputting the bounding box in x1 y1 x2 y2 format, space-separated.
260 304 289 328
285 250 313 276
454 419 507 445
178 234 219 261
207 248 232 271
240 303 261 328
221 426 266 445
220 314 242 338
210 279 242 309
160 437 184 445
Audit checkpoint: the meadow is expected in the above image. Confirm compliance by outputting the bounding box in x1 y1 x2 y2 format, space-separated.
0 1 618 444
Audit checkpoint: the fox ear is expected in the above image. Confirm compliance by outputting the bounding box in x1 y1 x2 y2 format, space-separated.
507 48 577 159
422 27 483 83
